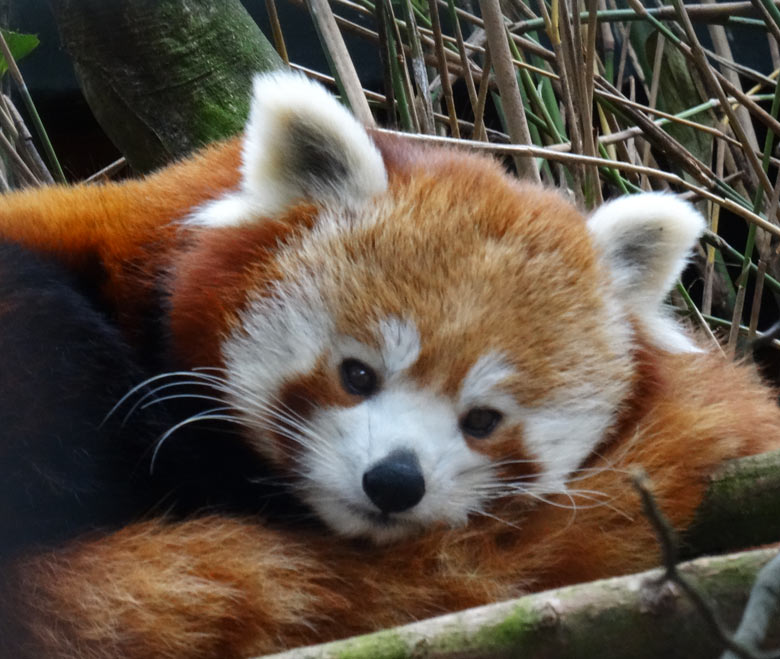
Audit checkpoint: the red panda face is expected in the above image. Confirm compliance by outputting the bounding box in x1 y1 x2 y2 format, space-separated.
186 73 705 543
217 161 639 542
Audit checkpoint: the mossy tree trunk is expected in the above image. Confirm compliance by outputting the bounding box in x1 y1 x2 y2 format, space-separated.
49 0 283 172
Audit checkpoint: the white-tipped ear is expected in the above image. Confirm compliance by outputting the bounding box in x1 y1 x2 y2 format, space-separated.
190 72 387 228
588 193 706 353
242 72 387 212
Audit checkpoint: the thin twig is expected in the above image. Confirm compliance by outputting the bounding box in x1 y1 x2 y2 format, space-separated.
446 0 480 117
631 470 777 659
265 0 290 64
511 1 780 34
721 553 780 659
473 45 492 143
374 128 780 238
428 0 459 137
673 0 776 206
0 127 39 186
400 0 435 134
640 34 666 190
2 93 53 184
85 157 127 183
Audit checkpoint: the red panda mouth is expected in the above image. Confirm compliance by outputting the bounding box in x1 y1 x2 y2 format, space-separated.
345 503 415 529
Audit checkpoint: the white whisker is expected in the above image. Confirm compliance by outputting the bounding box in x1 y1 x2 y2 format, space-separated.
150 406 242 474
102 370 210 426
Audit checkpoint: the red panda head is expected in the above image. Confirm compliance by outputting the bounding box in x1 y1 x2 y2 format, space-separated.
179 72 705 543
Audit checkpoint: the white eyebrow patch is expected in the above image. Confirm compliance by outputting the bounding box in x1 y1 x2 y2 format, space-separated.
459 352 517 406
378 317 421 374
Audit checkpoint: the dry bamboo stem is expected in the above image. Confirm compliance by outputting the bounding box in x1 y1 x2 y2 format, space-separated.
479 0 539 181
306 0 374 126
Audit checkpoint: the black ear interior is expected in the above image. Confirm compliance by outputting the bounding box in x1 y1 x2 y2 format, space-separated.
610 225 666 285
283 118 350 198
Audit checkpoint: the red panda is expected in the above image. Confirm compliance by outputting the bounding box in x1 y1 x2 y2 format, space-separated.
0 72 778 658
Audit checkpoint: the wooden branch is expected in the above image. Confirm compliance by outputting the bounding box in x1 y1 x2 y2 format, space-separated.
633 470 768 659
49 0 283 172
305 0 374 126
257 450 780 658
259 548 780 659
684 449 780 557
722 553 780 659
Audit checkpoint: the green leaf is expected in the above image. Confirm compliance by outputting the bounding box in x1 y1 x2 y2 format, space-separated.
0 29 40 76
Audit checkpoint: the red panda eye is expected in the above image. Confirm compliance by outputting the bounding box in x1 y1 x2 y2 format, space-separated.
340 359 379 396
460 408 502 438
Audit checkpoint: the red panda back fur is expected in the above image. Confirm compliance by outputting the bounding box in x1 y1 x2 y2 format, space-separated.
0 72 778 658
0 138 242 342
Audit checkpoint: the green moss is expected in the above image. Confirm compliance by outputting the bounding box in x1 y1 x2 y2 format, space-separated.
468 602 539 650
190 94 249 144
319 602 544 658
52 0 283 171
684 450 780 556
333 629 409 659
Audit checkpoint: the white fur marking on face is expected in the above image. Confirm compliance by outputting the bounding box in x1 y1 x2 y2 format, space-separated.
378 317 421 375
588 192 705 354
300 386 490 544
521 401 615 491
517 288 636 490
459 352 517 409
221 276 333 460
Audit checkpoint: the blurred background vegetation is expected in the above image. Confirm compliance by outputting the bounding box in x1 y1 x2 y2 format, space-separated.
2 0 780 381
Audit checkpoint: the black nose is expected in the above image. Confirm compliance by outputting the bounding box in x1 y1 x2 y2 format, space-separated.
362 449 426 514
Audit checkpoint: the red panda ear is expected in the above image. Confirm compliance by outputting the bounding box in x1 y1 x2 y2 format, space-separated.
587 193 706 353
189 72 387 228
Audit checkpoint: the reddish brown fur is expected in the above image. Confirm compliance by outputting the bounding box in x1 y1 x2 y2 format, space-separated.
0 133 779 658
350 139 625 408
273 360 359 467
0 139 242 342
3 347 778 659
168 207 317 367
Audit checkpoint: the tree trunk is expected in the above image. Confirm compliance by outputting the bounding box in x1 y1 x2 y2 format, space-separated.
49 0 283 172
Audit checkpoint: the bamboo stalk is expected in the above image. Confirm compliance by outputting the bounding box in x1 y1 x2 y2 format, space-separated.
479 0 539 181
427 0 459 137
306 0 374 126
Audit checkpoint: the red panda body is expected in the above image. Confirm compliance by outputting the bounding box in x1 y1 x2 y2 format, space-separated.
0 138 243 348
0 73 778 658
